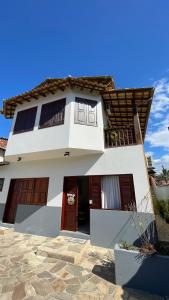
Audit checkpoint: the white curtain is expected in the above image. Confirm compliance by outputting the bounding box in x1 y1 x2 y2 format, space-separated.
101 176 121 209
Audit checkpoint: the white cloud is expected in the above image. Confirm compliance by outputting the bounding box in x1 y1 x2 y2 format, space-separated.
151 79 169 116
145 151 169 172
145 151 154 157
145 75 169 173
153 155 169 172
146 77 169 148
146 128 169 148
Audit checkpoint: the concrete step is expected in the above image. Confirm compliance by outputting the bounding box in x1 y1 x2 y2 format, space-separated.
60 230 90 240
35 236 89 264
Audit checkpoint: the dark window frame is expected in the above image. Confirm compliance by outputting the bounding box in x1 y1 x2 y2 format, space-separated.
0 178 4 192
39 98 66 129
13 106 37 135
74 97 97 127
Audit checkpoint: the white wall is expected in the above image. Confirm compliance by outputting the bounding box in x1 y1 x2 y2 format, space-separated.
5 88 104 162
0 149 5 162
68 89 104 151
0 145 153 213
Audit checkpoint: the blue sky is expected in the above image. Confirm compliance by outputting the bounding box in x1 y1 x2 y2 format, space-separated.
0 0 169 172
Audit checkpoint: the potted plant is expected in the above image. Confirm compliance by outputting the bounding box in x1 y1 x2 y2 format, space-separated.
114 205 169 297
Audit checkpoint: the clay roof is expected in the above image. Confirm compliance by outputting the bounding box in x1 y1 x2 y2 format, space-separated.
0 75 154 139
102 87 154 139
0 137 8 150
1 76 114 119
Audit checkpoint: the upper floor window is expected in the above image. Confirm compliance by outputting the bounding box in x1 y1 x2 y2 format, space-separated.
13 107 37 134
75 98 97 126
0 178 4 191
39 98 66 129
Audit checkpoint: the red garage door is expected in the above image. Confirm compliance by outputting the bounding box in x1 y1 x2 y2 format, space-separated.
3 178 49 224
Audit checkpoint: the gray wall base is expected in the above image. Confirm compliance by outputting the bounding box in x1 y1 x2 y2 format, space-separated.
90 209 156 248
0 203 5 222
15 205 62 237
0 204 14 228
114 244 169 296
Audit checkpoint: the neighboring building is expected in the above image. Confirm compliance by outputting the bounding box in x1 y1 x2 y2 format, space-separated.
146 155 156 177
0 76 155 246
157 180 169 186
0 137 8 163
146 156 169 201
0 137 8 196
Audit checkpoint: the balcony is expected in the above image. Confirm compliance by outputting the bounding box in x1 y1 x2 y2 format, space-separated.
105 127 136 148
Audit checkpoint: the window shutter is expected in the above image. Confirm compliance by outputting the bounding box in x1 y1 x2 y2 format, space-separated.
39 98 66 129
75 98 86 124
75 98 97 126
13 107 37 134
119 175 136 211
89 176 102 209
87 100 97 126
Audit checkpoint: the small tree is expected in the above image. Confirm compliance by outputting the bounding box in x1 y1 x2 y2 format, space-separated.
156 165 169 184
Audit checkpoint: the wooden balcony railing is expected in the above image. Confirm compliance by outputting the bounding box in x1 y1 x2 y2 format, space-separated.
105 128 136 148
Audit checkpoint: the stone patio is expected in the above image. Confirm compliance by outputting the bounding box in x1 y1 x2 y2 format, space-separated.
0 226 165 300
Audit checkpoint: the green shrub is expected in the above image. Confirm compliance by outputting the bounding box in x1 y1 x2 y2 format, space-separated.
120 241 136 250
154 199 169 223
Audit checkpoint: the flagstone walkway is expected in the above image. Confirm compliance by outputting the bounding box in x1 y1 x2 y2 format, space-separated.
0 227 165 300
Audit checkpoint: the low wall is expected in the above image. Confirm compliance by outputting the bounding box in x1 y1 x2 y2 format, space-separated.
154 185 169 200
90 209 155 248
114 244 169 296
15 205 62 237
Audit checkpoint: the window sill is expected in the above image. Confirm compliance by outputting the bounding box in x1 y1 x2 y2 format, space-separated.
13 128 34 135
38 123 64 130
74 122 98 127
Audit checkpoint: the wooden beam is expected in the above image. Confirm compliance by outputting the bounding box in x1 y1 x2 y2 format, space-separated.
39 92 47 97
132 98 137 114
23 97 31 102
32 94 39 100
56 84 65 91
105 105 148 109
47 88 55 95
13 99 23 104
7 103 16 107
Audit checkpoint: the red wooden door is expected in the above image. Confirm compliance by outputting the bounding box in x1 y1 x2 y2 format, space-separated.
62 177 78 231
119 175 136 210
89 176 102 209
3 180 21 224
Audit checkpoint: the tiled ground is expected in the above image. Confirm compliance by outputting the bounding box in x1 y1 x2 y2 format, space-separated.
0 227 165 300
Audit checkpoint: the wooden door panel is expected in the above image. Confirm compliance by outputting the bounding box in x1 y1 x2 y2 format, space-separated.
3 177 49 224
19 179 34 204
89 176 102 209
3 180 19 223
33 193 46 204
62 177 78 231
32 178 49 205
119 175 136 210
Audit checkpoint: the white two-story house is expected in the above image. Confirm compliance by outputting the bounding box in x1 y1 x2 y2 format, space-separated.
0 76 155 247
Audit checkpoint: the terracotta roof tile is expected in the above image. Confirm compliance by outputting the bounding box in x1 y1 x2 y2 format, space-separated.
1 76 115 119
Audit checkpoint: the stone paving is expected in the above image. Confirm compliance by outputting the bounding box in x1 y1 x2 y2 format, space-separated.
0 227 165 300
